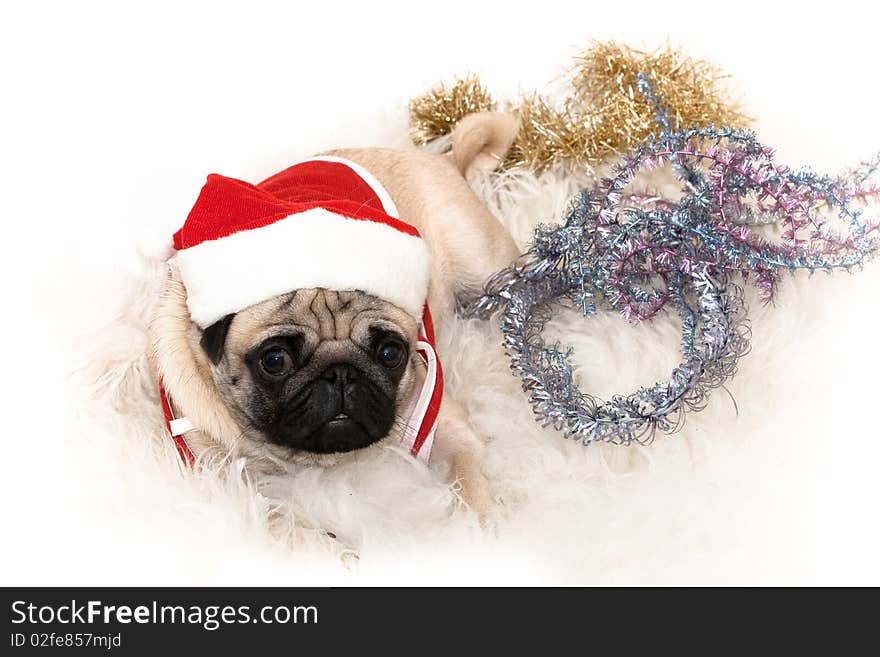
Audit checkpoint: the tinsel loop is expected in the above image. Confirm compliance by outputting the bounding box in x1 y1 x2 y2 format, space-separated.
464 75 879 445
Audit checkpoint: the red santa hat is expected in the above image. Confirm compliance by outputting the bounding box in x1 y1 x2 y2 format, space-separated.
172 156 431 328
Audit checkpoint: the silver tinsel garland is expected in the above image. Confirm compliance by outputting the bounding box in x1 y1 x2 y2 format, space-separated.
463 76 879 445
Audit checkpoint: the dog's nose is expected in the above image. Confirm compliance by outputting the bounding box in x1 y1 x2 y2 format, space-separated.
320 363 360 387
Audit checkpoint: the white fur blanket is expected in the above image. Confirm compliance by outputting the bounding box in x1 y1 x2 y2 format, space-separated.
54 160 879 586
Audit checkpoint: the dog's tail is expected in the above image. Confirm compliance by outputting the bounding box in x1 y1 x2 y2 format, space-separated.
448 111 520 182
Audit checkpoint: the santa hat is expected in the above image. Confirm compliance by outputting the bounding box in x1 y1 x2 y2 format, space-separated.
172 156 431 328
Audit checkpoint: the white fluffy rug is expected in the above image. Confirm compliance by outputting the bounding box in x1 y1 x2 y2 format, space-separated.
54 154 880 586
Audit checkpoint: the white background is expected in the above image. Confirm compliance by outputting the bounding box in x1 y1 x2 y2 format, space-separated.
1 0 879 584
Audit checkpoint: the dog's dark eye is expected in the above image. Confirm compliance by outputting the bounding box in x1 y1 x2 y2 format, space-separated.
376 340 405 369
260 347 292 376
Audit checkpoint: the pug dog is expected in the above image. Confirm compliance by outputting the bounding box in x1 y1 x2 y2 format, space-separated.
147 112 521 517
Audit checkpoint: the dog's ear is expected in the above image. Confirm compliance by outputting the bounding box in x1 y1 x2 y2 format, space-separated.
200 313 235 365
449 111 520 182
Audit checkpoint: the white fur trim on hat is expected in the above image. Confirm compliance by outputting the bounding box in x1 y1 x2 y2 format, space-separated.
173 207 431 327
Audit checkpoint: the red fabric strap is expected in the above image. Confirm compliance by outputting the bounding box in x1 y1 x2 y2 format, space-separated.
410 304 443 459
158 381 196 467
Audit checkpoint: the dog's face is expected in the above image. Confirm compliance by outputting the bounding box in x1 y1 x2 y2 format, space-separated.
198 288 419 455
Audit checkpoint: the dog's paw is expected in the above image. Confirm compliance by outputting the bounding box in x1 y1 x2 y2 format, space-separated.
456 477 505 533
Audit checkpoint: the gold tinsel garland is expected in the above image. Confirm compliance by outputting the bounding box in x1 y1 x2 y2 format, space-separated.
408 41 750 172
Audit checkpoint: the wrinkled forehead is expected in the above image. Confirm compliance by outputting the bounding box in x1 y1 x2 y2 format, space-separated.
224 288 419 352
